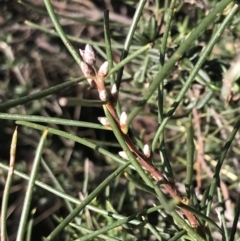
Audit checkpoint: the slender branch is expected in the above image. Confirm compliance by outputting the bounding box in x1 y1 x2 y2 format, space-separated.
79 45 204 237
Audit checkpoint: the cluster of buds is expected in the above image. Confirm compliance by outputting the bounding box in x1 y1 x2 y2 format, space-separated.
78 46 200 231
79 44 96 87
79 44 119 104
79 44 151 160
79 44 96 65
79 44 109 98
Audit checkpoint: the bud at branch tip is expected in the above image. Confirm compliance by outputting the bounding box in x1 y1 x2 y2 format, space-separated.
79 44 96 65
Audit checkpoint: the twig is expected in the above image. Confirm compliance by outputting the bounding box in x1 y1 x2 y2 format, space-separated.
80 44 203 236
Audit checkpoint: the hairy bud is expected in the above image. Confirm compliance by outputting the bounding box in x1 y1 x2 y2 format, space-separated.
118 151 129 160
98 61 108 77
79 44 96 65
143 144 151 158
80 62 96 86
120 112 128 134
99 90 108 101
98 117 110 126
111 84 117 95
80 62 95 77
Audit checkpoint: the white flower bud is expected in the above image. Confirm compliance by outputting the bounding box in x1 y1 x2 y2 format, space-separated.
98 61 108 77
120 112 128 134
120 112 127 126
98 117 109 126
99 90 108 101
111 84 117 95
79 44 96 65
143 144 151 158
80 62 94 77
118 151 129 160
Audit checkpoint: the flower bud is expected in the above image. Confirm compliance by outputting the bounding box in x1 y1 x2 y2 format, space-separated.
120 112 127 125
80 62 96 86
98 61 108 77
111 84 117 95
120 112 128 134
99 90 108 101
143 144 151 158
79 44 96 65
110 84 118 104
80 62 95 77
118 151 129 160
98 117 110 127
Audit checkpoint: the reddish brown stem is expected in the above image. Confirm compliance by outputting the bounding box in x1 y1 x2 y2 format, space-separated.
91 69 203 236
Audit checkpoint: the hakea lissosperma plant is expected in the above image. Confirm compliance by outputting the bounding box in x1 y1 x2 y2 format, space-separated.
80 44 204 236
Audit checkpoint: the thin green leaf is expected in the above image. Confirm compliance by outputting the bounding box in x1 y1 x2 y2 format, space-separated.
1 127 18 241
16 129 48 241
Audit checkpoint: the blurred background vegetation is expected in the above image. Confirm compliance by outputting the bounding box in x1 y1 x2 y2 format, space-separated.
0 0 240 240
